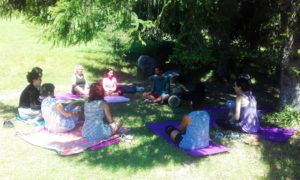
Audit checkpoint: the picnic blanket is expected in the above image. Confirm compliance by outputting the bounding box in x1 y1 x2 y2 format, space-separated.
204 108 295 142
55 93 130 104
147 121 230 157
17 124 129 155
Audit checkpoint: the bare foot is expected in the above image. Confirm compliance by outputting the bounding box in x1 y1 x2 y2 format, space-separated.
243 135 259 145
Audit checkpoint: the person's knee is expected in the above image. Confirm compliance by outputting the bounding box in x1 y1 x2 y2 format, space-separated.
162 94 170 100
165 125 176 136
110 121 122 134
74 86 84 93
116 121 123 128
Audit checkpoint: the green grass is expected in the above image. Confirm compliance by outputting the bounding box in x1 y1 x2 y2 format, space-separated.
0 18 300 179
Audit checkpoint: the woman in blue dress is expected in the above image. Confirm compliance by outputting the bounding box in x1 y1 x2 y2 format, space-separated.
82 82 122 141
165 83 210 149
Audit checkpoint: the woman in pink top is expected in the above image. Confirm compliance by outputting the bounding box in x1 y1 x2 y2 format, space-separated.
101 68 144 96
102 69 119 96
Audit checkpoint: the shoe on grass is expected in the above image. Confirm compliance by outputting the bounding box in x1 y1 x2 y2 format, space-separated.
3 120 14 128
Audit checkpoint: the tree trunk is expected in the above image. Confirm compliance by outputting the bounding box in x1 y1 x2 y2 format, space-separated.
216 35 231 82
279 0 300 112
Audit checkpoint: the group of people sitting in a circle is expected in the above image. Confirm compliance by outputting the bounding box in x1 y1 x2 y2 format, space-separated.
72 65 144 97
18 65 260 149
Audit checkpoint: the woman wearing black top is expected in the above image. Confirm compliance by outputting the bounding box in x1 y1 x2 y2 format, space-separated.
71 64 89 95
18 69 43 122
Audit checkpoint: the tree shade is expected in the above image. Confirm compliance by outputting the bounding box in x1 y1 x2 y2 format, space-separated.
1 0 299 111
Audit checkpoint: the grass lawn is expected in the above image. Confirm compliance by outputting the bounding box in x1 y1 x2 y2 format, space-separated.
0 18 299 180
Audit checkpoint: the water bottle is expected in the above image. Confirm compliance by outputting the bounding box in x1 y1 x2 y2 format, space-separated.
226 100 235 109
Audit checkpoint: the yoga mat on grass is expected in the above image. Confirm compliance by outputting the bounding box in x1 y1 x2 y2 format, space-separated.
147 121 230 157
204 108 295 142
55 93 130 104
251 127 295 143
17 124 129 156
104 96 130 103
55 93 83 101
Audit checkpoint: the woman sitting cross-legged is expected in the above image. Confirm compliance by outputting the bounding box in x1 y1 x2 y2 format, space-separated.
82 82 122 141
165 83 210 149
102 68 143 96
71 64 89 95
216 74 260 133
41 83 81 133
143 66 171 104
18 69 43 123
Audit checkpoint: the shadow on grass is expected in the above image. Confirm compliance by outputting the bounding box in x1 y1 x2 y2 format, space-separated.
0 101 17 120
68 92 204 169
260 140 300 179
76 51 295 174
69 126 207 170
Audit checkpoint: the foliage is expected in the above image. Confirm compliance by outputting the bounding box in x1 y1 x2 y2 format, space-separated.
0 0 57 22
0 0 295 78
262 106 300 128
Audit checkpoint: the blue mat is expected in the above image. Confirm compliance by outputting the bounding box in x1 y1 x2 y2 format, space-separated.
16 115 45 127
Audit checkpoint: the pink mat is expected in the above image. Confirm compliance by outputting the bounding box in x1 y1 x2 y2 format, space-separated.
17 124 129 155
147 121 230 157
55 93 83 101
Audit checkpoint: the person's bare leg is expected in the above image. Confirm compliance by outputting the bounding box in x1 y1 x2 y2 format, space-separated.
152 96 162 103
162 94 170 102
143 92 157 102
74 86 85 94
153 94 170 104
170 129 180 141
110 121 123 135
143 92 151 98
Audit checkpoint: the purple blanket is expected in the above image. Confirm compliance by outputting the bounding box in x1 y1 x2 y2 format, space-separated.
147 121 230 157
55 93 83 101
205 108 295 142
55 93 130 103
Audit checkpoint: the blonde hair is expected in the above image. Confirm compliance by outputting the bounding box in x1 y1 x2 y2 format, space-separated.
74 64 84 74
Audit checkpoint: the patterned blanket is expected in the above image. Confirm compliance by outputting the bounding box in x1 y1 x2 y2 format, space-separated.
17 124 129 155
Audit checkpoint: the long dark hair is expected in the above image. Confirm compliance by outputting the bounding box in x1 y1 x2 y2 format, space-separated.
88 82 104 101
190 82 205 110
236 74 252 92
